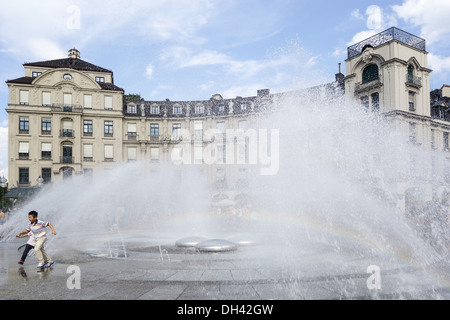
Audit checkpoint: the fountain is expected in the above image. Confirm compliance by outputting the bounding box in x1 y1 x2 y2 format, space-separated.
0 83 448 300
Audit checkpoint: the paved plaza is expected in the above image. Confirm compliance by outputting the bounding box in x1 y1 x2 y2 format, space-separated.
0 230 449 301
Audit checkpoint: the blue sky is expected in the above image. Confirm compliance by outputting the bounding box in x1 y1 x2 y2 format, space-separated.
1 0 450 178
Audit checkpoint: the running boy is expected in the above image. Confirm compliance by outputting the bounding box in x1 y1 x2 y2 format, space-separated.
16 211 57 268
16 231 36 265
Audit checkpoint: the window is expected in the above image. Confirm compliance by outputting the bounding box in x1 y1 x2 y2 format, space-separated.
362 64 379 84
240 103 247 111
409 91 415 111
20 90 29 105
19 142 30 159
150 123 159 138
431 129 436 149
195 105 204 114
32 72 42 78
104 145 114 161
128 104 136 113
63 93 72 107
41 143 52 160
217 122 226 134
172 123 181 136
217 145 226 164
173 105 182 114
84 95 92 109
194 121 203 137
104 121 113 136
83 120 93 136
444 132 449 151
62 120 73 137
407 65 414 82
127 147 137 162
361 96 369 111
409 122 417 143
150 147 160 163
151 105 159 114
83 144 93 161
41 119 51 134
19 168 29 185
95 77 105 83
62 145 73 164
19 117 29 133
371 93 379 112
127 123 137 140
42 168 51 184
218 104 225 112
63 74 72 80
104 96 113 110
42 92 51 106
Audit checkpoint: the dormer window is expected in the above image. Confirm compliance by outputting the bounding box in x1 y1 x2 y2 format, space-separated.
128 104 136 113
95 77 105 83
173 105 182 114
151 105 160 114
32 72 42 78
195 105 204 114
362 64 379 84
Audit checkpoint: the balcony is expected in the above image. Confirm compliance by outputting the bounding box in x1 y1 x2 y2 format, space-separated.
406 75 422 88
355 79 382 94
51 104 83 114
126 133 138 141
348 27 426 59
60 129 74 138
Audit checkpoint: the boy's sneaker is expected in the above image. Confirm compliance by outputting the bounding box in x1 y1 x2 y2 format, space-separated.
18 260 24 265
45 261 54 268
37 263 45 268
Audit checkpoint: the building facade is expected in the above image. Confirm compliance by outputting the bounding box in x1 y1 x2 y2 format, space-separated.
5 28 450 211
344 27 450 212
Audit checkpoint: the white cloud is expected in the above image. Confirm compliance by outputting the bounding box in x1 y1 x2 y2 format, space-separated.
351 9 364 20
392 0 450 44
428 53 450 74
348 5 397 46
145 64 154 79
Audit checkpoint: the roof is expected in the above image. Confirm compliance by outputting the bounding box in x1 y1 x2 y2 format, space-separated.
23 58 112 73
5 76 124 92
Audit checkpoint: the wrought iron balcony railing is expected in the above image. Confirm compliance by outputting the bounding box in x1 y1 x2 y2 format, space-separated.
60 129 74 138
355 79 382 93
406 75 422 87
348 27 426 59
51 104 83 114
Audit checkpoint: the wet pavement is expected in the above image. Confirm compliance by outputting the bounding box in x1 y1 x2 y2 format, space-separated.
0 233 449 301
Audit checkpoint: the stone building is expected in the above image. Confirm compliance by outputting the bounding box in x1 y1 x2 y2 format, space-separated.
4 28 450 211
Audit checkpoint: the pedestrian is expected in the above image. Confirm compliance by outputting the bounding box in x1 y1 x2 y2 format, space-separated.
0 209 5 225
16 231 36 265
16 210 57 269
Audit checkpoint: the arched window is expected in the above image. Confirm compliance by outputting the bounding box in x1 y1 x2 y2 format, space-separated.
407 65 414 81
362 64 379 84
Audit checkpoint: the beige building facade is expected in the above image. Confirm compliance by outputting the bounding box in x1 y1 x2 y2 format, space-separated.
345 27 450 212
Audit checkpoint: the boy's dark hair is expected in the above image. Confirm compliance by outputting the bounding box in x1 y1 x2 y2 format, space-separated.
28 211 38 218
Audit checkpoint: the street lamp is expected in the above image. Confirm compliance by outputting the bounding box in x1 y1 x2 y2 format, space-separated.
0 176 7 210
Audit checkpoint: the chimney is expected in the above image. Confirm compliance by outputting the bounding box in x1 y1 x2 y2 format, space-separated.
68 48 80 59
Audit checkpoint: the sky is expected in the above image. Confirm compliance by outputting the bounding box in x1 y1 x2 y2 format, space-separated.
1 0 450 178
